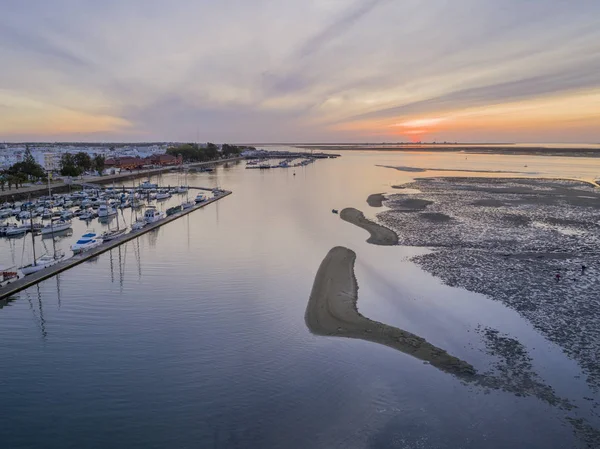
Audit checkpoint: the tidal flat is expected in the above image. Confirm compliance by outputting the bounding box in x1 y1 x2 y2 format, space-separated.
377 177 600 393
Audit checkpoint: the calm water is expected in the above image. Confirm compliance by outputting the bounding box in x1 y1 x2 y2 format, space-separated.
1 150 599 448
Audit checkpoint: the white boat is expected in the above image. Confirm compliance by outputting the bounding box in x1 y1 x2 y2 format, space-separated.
20 252 65 276
61 211 74 220
5 224 30 236
155 190 171 200
0 209 11 219
98 204 117 217
41 209 52 219
140 181 158 189
143 206 164 224
181 201 195 210
18 211 32 220
101 227 128 242
176 186 188 193
131 218 147 231
71 232 102 254
194 193 206 203
40 219 72 235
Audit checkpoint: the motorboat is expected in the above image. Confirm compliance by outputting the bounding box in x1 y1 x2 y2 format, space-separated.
131 218 147 231
71 232 102 254
61 210 74 220
143 206 164 224
140 181 158 189
194 193 206 203
18 211 32 220
41 209 53 219
181 201 195 210
176 186 188 193
98 204 117 217
4 224 30 236
101 227 128 242
40 219 72 235
155 190 171 200
20 251 65 276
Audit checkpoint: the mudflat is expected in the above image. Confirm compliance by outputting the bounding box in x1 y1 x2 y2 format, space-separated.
366 193 385 207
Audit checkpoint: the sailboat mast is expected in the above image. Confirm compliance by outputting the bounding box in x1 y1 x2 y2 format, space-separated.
29 215 37 266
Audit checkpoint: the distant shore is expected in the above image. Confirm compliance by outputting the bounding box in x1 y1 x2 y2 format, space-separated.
294 144 600 157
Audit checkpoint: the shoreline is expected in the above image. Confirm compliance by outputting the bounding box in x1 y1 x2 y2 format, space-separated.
340 208 398 245
294 145 600 157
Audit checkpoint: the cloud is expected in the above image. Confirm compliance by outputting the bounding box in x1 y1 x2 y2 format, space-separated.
0 0 599 142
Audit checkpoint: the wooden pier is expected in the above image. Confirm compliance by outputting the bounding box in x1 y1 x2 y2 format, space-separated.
0 191 232 300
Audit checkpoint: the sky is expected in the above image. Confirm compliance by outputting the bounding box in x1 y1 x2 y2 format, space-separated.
1 0 599 143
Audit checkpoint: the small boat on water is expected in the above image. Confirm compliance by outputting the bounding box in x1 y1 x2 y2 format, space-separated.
332 209 339 214
155 190 171 200
194 193 206 203
181 201 195 210
140 181 158 189
101 227 128 242
71 231 102 254
143 206 165 224
98 204 117 217
20 251 65 276
40 219 72 235
131 218 147 231
4 224 30 236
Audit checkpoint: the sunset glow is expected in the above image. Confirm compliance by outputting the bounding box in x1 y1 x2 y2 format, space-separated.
0 1 598 142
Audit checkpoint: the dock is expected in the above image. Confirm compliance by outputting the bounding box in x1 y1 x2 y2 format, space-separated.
0 190 232 300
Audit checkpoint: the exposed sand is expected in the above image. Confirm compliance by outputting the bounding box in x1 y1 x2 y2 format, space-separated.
306 247 577 410
366 193 385 207
340 208 398 245
305 247 475 377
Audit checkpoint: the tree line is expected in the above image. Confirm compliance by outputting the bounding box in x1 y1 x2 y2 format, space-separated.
0 147 46 191
60 152 105 177
166 143 254 162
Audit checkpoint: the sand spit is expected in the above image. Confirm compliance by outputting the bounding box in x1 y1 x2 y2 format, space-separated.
378 165 522 174
367 193 385 207
305 247 475 377
306 247 575 410
340 208 398 245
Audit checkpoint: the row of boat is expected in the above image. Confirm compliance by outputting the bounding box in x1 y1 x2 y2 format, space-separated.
245 158 315 169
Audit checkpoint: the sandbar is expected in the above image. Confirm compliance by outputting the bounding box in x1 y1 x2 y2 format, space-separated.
340 208 398 245
305 247 476 377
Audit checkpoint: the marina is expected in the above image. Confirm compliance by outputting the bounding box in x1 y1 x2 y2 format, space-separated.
0 189 231 299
